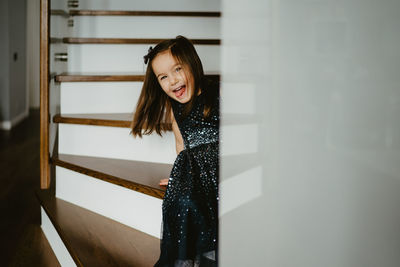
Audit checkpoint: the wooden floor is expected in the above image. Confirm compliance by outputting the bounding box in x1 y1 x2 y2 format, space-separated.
0 109 59 266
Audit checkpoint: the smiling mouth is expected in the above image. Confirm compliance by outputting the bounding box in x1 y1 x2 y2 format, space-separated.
173 85 186 98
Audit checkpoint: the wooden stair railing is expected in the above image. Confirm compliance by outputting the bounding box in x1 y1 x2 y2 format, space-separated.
40 0 50 189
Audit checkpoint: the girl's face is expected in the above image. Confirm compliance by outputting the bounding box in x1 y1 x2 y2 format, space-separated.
152 50 194 104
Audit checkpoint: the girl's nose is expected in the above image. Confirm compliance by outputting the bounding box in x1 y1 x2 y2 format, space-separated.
170 74 179 86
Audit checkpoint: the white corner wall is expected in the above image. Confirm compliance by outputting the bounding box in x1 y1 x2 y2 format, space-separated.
220 1 400 267
27 0 40 108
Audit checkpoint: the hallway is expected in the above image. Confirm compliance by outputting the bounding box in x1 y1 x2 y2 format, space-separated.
0 109 59 266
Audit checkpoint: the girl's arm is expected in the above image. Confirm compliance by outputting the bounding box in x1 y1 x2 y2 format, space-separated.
171 112 184 155
160 111 183 186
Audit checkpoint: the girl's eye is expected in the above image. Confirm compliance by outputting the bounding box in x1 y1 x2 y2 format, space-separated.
160 76 167 81
175 67 182 72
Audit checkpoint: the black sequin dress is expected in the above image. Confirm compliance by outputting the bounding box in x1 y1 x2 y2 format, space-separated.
154 89 219 267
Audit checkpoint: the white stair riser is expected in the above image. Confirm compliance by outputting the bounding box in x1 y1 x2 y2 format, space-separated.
59 124 176 163
50 0 67 10
67 44 220 72
72 16 220 39
56 167 162 238
60 80 245 115
60 82 141 114
78 0 220 11
51 16 71 38
59 122 254 159
41 208 77 267
60 81 243 114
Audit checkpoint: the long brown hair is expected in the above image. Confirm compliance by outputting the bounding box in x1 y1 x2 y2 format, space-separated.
131 35 217 137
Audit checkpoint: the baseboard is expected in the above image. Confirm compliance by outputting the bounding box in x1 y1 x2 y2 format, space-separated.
0 109 29 130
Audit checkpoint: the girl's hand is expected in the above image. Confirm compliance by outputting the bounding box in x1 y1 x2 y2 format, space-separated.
159 178 169 186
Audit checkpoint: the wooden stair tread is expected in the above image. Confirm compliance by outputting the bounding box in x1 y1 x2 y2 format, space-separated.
50 9 69 18
8 224 61 266
54 72 220 82
53 113 171 129
56 37 220 45
52 154 171 199
55 73 145 82
54 113 133 128
37 190 160 267
69 10 221 17
53 112 257 128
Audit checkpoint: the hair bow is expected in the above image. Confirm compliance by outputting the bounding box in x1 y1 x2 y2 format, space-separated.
143 46 153 64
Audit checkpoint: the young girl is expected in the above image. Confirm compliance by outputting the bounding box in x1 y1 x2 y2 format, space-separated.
131 36 219 267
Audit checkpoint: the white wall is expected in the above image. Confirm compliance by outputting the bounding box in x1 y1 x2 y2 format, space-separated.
0 0 10 122
27 0 40 108
9 0 27 119
0 0 28 130
220 0 400 266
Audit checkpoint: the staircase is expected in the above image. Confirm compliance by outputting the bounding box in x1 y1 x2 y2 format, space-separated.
39 0 221 266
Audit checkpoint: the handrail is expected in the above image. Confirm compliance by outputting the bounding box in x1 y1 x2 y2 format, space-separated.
40 0 50 189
